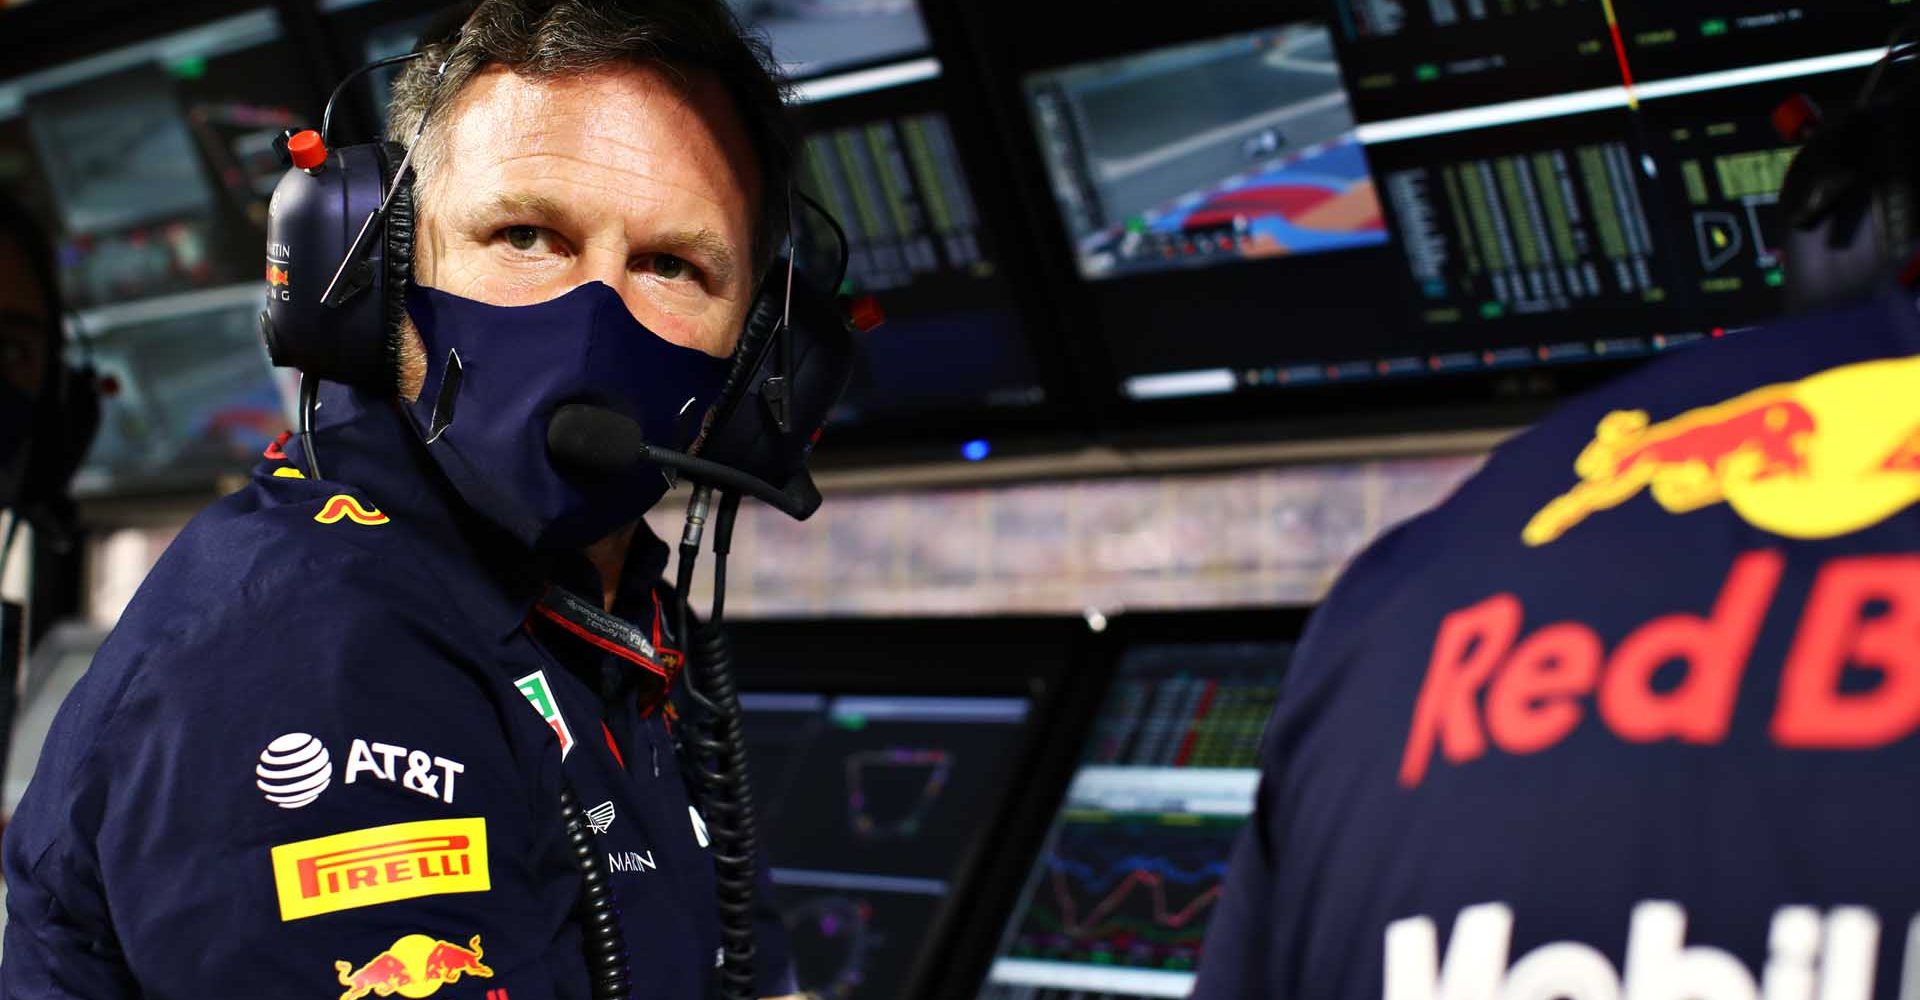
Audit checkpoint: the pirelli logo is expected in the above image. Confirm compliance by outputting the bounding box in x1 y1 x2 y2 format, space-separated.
270 818 489 921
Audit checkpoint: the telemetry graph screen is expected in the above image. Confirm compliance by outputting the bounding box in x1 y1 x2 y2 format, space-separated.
977 642 1292 1000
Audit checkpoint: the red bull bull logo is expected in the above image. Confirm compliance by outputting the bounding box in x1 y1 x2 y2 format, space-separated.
336 933 492 1000
314 494 390 526
1525 356 1920 545
266 263 291 287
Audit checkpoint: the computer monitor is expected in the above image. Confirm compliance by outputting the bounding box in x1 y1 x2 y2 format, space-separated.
68 283 290 497
967 0 1913 432
1322 0 1621 124
4 8 318 310
1634 60 1875 328
25 66 217 237
1323 1 1902 125
742 692 1033 998
1606 1 1904 86
724 0 931 82
1358 45 1881 352
1023 24 1387 283
972 633 1296 1000
728 617 1088 1000
789 78 1051 435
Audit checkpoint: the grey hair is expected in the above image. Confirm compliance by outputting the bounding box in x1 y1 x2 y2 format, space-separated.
386 0 795 280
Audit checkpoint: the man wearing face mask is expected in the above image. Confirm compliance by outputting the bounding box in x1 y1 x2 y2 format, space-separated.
0 3 809 999
0 193 95 574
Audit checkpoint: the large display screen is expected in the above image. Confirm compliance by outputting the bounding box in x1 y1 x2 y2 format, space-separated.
975 641 1291 1000
25 66 218 237
1325 0 1619 124
1050 3 1912 412
1024 25 1386 282
69 283 291 497
724 0 931 81
0 8 314 310
743 692 1034 1000
1357 47 1878 355
791 80 1048 427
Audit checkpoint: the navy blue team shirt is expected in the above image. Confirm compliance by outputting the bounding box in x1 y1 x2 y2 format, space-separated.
1195 288 1920 999
1 382 794 1000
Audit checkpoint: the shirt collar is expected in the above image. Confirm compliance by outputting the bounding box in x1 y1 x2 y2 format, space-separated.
281 382 673 645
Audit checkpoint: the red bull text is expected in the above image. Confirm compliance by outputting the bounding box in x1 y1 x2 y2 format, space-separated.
1401 550 1920 787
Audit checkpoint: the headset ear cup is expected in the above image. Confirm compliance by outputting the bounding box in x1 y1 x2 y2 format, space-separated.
706 271 787 438
698 265 854 491
381 142 415 396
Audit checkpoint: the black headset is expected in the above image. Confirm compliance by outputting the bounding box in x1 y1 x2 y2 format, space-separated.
257 21 856 515
1777 17 1920 311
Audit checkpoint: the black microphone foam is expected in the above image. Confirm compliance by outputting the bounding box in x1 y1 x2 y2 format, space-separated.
547 403 819 520
548 403 649 477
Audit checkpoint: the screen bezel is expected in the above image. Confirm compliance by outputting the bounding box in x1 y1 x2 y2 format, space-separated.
784 71 1095 466
937 0 1659 449
724 615 1095 1000
931 604 1314 1000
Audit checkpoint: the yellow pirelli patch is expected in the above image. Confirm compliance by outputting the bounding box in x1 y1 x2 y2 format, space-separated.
270 818 489 921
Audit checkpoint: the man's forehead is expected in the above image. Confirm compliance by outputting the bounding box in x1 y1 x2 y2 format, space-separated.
442 63 753 170
431 63 762 236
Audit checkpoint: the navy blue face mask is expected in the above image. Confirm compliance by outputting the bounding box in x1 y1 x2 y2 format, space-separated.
403 281 730 552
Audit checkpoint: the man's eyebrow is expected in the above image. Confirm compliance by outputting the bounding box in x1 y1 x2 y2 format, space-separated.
461 192 573 227
656 228 737 286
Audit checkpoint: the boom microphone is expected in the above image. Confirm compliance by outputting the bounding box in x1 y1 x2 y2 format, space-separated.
547 403 821 520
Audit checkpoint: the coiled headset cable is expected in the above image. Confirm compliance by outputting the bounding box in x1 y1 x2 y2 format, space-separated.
561 783 633 1000
674 485 758 1000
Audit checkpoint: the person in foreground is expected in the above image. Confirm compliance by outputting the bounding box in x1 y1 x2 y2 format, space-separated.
0 192 95 570
0 2 811 997
1192 33 1920 1000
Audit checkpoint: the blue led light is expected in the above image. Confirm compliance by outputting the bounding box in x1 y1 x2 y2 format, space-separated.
961 439 991 462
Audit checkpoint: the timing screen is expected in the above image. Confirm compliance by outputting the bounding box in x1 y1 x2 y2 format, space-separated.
1025 26 1386 281
742 693 1033 1000
794 103 1047 423
977 642 1292 1000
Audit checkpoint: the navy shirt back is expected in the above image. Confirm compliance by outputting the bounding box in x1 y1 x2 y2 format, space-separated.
1195 290 1920 999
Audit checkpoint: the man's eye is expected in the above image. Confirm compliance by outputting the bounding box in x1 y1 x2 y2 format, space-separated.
504 226 541 252
652 254 689 281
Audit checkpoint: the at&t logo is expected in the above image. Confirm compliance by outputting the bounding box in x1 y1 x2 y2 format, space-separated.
257 733 333 808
